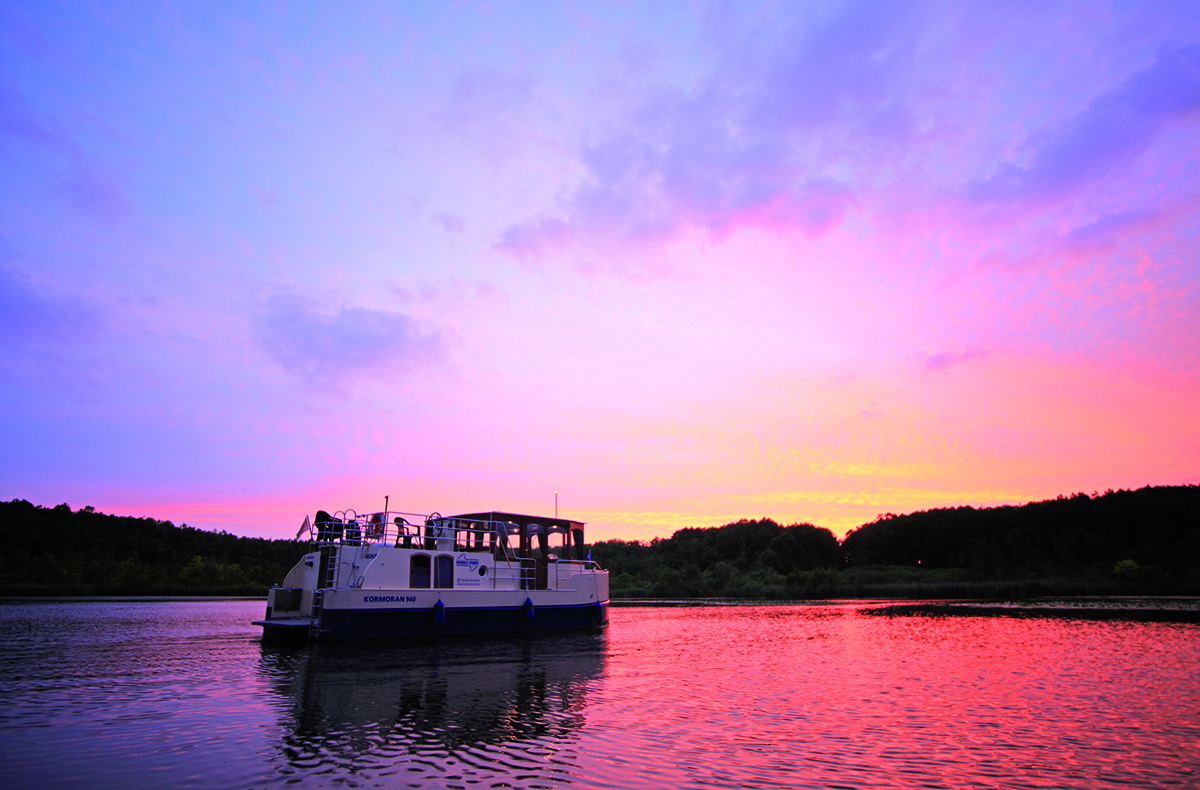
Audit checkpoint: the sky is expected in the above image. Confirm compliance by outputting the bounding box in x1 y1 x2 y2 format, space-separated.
2 0 1198 542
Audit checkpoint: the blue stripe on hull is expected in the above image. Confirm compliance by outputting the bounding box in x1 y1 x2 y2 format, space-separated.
317 601 607 640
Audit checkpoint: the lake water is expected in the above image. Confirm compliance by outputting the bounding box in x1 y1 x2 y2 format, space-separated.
1 600 1197 789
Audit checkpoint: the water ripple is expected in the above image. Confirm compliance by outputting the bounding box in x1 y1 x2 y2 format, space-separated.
2 601 1198 789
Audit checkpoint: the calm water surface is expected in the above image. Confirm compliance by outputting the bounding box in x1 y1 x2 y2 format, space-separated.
1 600 1197 789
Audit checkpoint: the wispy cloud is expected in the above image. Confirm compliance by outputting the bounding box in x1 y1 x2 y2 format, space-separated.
252 294 445 386
0 86 69 149
496 2 919 262
60 167 134 224
969 43 1200 209
0 262 103 349
1 81 135 225
487 0 936 264
918 348 988 372
498 12 1200 285
435 67 537 134
432 212 465 234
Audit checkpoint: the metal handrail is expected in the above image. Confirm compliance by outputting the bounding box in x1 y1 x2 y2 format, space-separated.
306 510 600 591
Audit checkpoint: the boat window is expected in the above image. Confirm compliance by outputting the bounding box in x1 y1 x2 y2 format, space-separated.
410 554 431 588
434 554 454 589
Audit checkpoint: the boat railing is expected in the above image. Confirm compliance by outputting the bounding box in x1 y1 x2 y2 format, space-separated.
487 560 524 590
553 559 604 587
308 511 601 591
310 510 462 549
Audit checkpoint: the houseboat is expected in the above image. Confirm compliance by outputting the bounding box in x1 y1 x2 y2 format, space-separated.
255 508 610 640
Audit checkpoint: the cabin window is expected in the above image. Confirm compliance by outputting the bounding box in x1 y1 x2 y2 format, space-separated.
410 554 431 588
434 554 454 589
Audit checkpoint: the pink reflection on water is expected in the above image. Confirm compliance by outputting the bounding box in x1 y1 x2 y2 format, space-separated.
575 605 1200 789
2 601 1196 789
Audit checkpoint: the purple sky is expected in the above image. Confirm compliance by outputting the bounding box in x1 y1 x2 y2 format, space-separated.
2 1 1198 541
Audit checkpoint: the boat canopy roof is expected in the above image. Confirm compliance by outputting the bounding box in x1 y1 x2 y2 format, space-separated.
448 511 584 535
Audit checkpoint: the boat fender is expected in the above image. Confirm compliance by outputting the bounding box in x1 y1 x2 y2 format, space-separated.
593 601 606 624
433 599 446 627
524 597 535 621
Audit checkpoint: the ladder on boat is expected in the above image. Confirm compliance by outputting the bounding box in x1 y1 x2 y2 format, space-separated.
308 545 339 639
308 589 324 639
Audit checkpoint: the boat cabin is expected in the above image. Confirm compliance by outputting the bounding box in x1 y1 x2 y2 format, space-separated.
282 509 594 596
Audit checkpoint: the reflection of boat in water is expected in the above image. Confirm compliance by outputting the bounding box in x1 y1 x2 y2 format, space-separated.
258 631 606 780
256 508 610 640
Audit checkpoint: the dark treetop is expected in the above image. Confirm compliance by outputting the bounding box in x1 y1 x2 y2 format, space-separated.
0 499 305 595
593 486 1200 599
4 484 1198 597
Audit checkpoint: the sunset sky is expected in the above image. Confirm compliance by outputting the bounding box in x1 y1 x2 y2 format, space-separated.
2 1 1198 542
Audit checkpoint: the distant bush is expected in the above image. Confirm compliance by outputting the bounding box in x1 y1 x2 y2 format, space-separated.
598 486 1200 600
839 485 1200 595
598 518 841 599
0 499 306 596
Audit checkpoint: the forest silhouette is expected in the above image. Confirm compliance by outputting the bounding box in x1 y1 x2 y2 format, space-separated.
597 486 1200 598
2 485 1197 597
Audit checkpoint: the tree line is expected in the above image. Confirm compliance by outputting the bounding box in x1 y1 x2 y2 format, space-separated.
591 485 1200 598
0 499 305 595
3 484 1198 597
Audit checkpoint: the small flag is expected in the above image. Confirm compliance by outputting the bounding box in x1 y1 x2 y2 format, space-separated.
586 548 592 562
296 515 311 539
